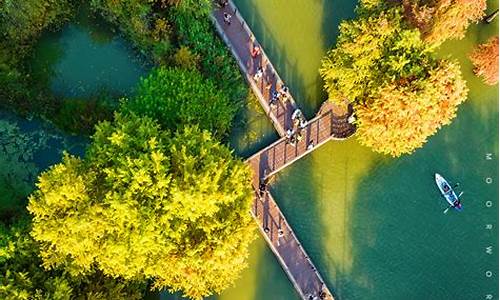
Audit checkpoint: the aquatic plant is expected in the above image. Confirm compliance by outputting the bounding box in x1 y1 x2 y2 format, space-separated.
0 120 44 216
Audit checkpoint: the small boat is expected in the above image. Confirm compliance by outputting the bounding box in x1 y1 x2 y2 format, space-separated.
435 173 463 212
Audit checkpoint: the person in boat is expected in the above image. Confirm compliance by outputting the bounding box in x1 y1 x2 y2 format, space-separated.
453 199 461 207
443 183 450 192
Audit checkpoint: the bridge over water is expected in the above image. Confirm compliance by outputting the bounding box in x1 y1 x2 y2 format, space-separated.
212 2 355 299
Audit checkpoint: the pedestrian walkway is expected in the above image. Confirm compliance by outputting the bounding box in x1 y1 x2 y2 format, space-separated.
211 1 356 299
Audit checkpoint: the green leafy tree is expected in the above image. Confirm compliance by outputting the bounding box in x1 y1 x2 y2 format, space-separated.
0 0 73 118
123 67 236 138
28 113 256 299
320 7 468 156
90 0 175 62
0 219 143 300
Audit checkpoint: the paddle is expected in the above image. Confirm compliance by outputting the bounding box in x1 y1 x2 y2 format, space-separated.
443 191 464 214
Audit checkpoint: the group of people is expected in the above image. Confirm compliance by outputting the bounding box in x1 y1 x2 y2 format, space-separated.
248 41 313 149
286 108 310 147
269 84 290 108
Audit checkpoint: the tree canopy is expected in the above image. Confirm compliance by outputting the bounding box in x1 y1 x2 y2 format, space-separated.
470 36 499 85
0 219 143 300
123 67 236 138
28 113 256 299
320 6 468 156
402 0 487 45
359 0 487 46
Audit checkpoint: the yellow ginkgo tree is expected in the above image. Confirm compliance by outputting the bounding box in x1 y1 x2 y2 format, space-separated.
28 113 256 300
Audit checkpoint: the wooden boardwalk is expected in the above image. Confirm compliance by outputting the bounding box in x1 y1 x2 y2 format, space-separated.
212 2 356 300
212 0 299 137
247 106 355 186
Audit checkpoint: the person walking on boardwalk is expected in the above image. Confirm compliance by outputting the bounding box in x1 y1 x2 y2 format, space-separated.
223 12 232 25
216 0 228 8
277 228 284 246
253 66 263 81
251 45 261 58
279 84 289 102
259 181 266 198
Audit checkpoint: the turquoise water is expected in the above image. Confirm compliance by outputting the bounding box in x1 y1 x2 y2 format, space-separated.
31 6 149 98
1 1 497 299
0 110 86 214
234 0 499 299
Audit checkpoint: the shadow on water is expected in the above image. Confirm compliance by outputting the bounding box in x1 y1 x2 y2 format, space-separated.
232 0 318 118
270 151 331 296
229 91 278 158
319 0 357 48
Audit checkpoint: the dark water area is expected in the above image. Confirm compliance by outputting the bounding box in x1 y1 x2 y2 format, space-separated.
0 110 87 213
30 5 150 99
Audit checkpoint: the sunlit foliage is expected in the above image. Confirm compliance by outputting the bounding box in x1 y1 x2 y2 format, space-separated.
469 36 499 85
360 0 487 45
320 7 468 156
402 0 487 45
355 61 467 156
123 67 235 138
0 219 144 300
28 113 256 299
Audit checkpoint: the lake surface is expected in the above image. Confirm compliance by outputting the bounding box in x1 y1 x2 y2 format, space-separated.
31 6 149 98
1 4 147 217
1 1 497 299
231 0 499 299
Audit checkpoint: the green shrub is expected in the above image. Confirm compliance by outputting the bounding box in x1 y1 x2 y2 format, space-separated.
173 45 200 70
171 7 246 104
123 67 235 138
